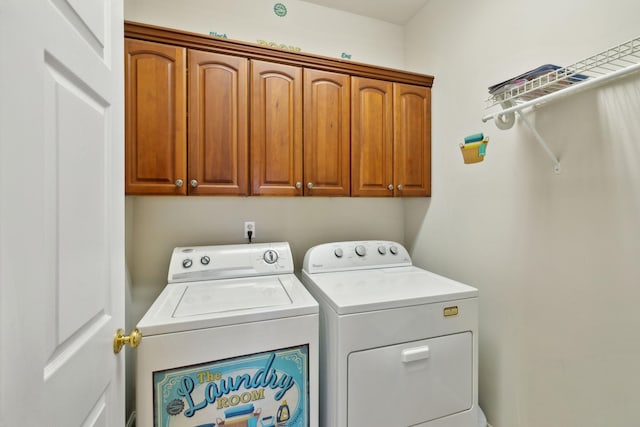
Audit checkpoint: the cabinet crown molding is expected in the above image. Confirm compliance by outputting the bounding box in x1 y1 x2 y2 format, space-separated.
124 21 434 87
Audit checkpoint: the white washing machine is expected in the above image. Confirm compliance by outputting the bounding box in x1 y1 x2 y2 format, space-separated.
301 241 479 427
136 242 318 427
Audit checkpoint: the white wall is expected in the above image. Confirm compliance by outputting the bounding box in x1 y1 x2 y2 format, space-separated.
404 1 640 426
125 0 405 68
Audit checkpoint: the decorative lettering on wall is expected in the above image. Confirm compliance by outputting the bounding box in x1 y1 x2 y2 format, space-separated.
274 3 288 17
341 52 352 59
209 31 228 39
257 39 301 52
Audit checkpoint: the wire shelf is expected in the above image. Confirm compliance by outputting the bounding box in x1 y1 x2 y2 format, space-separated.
486 36 640 108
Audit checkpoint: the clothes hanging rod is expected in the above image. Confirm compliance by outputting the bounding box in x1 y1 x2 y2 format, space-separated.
482 61 640 123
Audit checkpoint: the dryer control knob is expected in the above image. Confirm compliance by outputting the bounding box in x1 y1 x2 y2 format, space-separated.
263 249 278 264
355 245 366 257
378 246 387 255
200 256 210 265
182 258 193 268
334 248 344 258
389 246 399 255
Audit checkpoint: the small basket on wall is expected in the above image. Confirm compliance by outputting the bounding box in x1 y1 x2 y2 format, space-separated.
460 134 489 164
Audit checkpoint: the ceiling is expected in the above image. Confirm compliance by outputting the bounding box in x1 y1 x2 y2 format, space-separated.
299 0 430 24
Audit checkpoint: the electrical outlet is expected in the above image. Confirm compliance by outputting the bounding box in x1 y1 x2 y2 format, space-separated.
244 221 256 239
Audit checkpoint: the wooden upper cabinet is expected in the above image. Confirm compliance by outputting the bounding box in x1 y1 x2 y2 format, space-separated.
250 60 303 196
394 83 431 197
303 69 351 196
351 77 394 197
188 50 248 195
124 39 186 195
124 22 434 197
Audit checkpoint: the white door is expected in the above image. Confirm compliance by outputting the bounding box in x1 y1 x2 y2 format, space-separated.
0 0 125 426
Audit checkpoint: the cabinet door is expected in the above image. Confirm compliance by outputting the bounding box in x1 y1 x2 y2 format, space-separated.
303 69 350 196
124 39 186 195
394 83 431 197
351 77 393 197
250 60 303 196
188 50 248 195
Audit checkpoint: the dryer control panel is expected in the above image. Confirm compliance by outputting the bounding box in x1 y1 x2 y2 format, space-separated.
302 240 412 273
168 242 293 283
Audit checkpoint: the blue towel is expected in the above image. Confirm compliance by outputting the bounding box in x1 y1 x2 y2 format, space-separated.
464 133 484 144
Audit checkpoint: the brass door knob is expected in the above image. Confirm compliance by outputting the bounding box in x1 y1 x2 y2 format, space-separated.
113 328 142 354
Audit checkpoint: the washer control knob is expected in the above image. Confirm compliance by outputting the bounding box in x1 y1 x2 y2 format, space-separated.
378 246 387 255
182 258 193 268
389 246 399 255
334 248 344 258
200 256 210 265
263 249 278 264
355 245 366 257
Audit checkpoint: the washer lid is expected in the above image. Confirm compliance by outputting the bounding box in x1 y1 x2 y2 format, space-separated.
137 274 318 336
302 266 478 315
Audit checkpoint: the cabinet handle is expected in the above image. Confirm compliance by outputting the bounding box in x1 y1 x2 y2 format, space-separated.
295 182 302 189
388 184 394 191
397 184 404 191
307 182 314 189
190 179 199 188
175 179 184 187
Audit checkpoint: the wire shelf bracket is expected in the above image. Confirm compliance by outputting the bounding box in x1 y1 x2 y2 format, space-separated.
482 36 640 173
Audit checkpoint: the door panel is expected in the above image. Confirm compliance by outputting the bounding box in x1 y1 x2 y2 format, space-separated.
189 50 249 195
0 0 125 425
304 69 351 196
44 67 110 344
250 60 303 196
351 77 394 197
394 83 431 197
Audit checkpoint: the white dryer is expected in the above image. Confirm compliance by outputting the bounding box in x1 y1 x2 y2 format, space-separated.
136 242 318 427
301 241 479 427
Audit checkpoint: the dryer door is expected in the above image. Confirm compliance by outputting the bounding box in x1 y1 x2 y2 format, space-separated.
347 332 472 426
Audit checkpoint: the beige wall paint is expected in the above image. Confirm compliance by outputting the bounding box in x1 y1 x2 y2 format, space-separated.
404 1 640 426
125 0 406 69
127 197 405 323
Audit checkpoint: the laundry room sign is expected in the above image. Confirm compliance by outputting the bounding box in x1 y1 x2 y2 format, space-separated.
152 345 309 427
